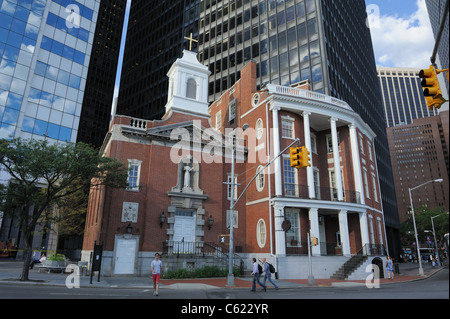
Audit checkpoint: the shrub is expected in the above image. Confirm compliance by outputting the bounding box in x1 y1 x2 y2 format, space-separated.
165 266 240 279
47 254 65 261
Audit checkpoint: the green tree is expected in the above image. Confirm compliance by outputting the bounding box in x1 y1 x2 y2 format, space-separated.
400 205 449 250
0 138 128 281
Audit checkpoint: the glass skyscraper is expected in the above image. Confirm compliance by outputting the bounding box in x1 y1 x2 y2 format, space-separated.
198 0 401 258
425 0 449 93
116 0 200 121
378 67 439 128
0 0 99 143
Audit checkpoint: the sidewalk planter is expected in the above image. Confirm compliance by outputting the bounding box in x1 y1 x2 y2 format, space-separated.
37 254 68 273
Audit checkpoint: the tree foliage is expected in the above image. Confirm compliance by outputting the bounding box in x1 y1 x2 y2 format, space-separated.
400 205 449 247
0 138 129 280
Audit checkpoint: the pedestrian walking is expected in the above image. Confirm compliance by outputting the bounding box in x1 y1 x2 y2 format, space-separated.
151 253 164 296
250 258 266 292
262 258 278 290
386 256 394 279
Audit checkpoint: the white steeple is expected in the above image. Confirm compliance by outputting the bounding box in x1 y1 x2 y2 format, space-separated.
165 50 211 118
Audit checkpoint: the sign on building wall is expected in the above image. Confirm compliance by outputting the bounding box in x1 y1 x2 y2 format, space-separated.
121 202 139 223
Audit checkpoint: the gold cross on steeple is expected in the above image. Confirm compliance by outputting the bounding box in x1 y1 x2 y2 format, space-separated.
184 33 198 51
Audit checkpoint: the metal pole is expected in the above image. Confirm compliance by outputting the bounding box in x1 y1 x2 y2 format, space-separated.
227 134 236 287
307 233 315 285
226 135 300 286
409 188 424 276
407 179 443 275
431 215 439 266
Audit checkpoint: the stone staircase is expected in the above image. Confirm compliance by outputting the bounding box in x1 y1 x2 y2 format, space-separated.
330 255 368 280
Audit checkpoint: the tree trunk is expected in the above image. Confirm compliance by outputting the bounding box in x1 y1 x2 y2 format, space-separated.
20 233 33 281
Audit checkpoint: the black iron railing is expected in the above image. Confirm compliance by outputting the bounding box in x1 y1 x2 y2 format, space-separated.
286 242 386 256
356 244 387 256
285 185 361 204
162 241 244 274
286 241 344 256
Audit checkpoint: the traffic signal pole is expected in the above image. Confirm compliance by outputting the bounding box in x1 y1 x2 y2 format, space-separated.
231 138 300 210
430 0 449 67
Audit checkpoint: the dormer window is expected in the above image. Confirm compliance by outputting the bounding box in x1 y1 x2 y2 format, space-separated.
186 78 197 99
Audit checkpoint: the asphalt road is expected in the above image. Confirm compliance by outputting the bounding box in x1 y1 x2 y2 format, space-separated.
1 268 448 300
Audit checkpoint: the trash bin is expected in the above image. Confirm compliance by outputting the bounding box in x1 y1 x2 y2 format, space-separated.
78 261 88 276
394 262 400 274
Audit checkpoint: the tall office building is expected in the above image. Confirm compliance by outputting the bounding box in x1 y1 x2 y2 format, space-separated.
425 0 449 93
0 0 126 253
0 0 99 143
198 0 401 258
387 115 449 223
378 67 439 128
116 0 200 121
76 0 127 148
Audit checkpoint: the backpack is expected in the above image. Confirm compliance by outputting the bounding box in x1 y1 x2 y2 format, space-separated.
257 263 263 274
268 263 275 274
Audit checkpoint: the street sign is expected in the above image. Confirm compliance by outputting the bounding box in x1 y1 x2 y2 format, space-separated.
218 234 230 245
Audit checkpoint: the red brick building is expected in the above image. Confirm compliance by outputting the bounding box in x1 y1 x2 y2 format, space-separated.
82 51 388 279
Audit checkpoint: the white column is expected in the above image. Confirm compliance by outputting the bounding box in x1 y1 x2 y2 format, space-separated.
303 112 315 199
349 124 365 204
330 118 343 201
338 210 351 256
359 211 370 255
272 106 282 196
274 203 286 256
308 208 321 256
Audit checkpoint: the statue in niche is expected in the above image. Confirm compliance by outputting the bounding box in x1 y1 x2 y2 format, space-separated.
183 165 194 189
170 157 204 195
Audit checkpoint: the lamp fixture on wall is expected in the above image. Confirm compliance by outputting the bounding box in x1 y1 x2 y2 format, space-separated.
126 223 132 234
160 212 166 228
207 215 214 230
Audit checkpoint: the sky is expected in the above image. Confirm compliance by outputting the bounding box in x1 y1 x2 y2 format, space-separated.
365 0 436 68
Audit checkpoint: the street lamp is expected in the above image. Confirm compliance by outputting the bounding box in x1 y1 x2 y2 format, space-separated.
431 212 449 266
227 124 249 287
408 178 443 276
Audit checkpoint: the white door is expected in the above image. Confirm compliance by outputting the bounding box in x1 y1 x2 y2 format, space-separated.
114 238 137 274
173 216 195 253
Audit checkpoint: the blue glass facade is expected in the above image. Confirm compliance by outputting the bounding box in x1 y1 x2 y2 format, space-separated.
0 0 99 142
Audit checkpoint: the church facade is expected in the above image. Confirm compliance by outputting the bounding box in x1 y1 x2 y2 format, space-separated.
81 50 388 279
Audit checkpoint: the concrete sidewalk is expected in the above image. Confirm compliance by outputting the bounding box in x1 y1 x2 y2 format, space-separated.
0 260 445 290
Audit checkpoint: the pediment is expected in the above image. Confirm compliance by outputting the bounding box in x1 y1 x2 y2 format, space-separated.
147 121 223 146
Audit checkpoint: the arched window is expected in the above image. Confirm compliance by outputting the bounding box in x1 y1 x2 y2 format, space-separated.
186 78 197 99
257 219 267 248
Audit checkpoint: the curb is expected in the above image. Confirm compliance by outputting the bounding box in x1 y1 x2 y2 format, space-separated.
0 267 444 289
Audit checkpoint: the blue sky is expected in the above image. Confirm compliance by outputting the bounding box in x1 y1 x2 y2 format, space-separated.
365 0 435 68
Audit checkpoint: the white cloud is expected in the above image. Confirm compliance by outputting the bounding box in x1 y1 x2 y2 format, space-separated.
368 0 435 68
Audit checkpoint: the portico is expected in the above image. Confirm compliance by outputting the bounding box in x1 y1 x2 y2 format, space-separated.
265 83 384 259
272 198 371 257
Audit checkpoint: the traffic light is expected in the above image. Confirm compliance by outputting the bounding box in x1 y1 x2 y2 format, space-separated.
311 237 318 246
419 65 447 110
289 146 311 168
289 147 302 168
300 146 311 168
